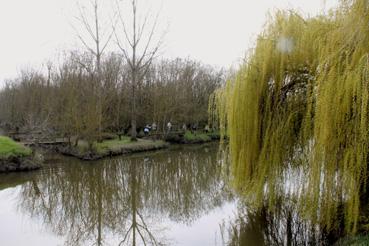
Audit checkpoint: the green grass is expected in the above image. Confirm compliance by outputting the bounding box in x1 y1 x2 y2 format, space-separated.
75 137 166 155
96 138 167 154
0 136 32 159
95 137 131 153
76 137 131 153
184 131 211 142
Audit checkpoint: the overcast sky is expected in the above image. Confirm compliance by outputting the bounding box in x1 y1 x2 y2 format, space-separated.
0 0 338 87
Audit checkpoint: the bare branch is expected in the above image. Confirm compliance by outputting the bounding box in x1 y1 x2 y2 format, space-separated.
76 2 98 42
115 33 134 69
118 225 133 246
115 0 134 48
137 211 159 245
71 54 95 78
136 226 148 246
101 13 119 54
136 10 150 44
75 32 98 56
136 12 160 68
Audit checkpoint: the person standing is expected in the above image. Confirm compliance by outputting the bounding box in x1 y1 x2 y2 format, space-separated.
144 126 150 136
167 122 172 133
182 123 187 132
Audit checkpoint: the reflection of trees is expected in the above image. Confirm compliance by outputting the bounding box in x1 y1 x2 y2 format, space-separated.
18 144 232 245
225 200 329 246
0 171 39 191
119 163 160 246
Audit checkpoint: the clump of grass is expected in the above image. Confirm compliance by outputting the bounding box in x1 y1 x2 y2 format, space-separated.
75 137 167 155
76 137 131 153
95 137 131 153
207 130 221 140
96 138 167 154
184 131 211 143
0 136 32 159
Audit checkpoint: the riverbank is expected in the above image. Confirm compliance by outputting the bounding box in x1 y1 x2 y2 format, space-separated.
0 136 41 172
29 130 220 161
48 137 169 161
164 131 220 144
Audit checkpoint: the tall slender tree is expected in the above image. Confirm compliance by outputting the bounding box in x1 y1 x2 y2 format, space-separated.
73 0 116 144
115 0 165 140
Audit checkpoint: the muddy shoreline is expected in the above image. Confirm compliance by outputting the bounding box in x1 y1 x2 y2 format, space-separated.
42 141 169 161
0 156 41 173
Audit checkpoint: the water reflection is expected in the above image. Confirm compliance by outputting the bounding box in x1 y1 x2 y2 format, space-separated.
224 200 331 246
17 144 232 245
0 143 343 245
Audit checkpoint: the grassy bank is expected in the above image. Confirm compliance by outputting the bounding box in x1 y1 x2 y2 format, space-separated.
57 137 168 160
181 131 220 144
0 136 40 172
184 131 211 143
163 130 220 144
0 136 31 159
77 136 132 154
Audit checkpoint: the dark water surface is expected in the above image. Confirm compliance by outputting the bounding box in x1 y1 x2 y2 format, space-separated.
0 143 238 246
0 143 329 246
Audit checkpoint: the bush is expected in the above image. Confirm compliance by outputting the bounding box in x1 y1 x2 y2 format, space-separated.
184 131 211 143
165 134 182 143
207 131 220 140
100 132 117 141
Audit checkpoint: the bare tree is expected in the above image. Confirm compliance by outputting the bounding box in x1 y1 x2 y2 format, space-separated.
74 0 115 74
73 0 116 144
115 0 165 140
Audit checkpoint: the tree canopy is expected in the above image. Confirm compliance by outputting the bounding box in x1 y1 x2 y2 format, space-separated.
214 0 369 233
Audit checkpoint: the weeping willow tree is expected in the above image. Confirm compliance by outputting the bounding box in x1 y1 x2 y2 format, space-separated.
213 0 369 234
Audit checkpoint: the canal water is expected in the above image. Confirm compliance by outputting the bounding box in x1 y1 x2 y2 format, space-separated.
0 143 329 245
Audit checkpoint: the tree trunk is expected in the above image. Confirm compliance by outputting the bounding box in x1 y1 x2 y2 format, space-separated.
131 70 137 141
131 118 137 141
131 163 137 246
74 136 79 147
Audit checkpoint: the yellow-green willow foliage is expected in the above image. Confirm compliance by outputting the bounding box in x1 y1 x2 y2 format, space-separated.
215 0 369 234
208 84 231 137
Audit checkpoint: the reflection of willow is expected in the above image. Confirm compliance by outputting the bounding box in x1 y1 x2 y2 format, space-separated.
18 144 232 245
224 200 330 246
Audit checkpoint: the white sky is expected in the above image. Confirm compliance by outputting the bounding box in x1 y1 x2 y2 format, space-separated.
0 0 338 87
